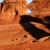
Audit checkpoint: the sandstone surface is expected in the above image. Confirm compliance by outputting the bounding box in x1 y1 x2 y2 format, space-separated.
0 0 50 50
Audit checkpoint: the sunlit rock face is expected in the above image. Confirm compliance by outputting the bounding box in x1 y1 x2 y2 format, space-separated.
0 0 27 21
0 0 50 22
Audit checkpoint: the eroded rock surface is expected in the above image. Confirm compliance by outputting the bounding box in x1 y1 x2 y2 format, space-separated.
0 0 27 21
0 0 50 50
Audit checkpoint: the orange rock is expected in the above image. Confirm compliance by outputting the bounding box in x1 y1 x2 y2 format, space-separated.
0 0 50 50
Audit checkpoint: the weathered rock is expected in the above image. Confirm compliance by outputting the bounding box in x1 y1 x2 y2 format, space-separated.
28 0 50 15
0 0 50 20
0 0 27 21
0 0 50 49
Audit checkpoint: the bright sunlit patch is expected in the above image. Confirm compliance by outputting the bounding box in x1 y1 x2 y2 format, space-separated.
26 0 33 4
0 0 4 3
26 9 32 14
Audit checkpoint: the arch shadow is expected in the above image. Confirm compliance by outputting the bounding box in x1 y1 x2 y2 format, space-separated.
19 15 50 40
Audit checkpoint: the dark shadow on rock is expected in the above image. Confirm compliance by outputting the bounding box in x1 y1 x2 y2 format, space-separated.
20 15 50 40
44 16 50 29
0 3 4 11
44 16 50 23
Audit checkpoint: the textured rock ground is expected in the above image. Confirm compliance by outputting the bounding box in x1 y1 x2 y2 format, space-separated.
0 0 50 50
0 41 50 50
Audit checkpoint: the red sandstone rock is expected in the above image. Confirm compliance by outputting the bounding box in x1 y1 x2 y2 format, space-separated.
0 0 27 21
0 0 50 50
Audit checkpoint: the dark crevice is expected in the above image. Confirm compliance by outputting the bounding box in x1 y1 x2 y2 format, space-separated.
24 35 27 38
0 3 3 10
32 40 37 42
